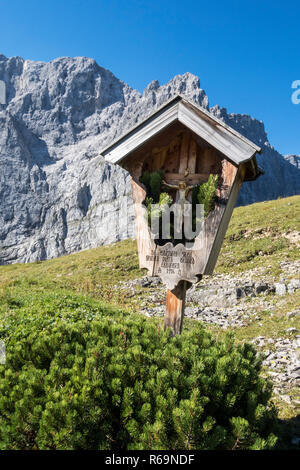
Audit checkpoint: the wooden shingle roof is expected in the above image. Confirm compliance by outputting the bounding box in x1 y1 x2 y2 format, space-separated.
102 95 261 171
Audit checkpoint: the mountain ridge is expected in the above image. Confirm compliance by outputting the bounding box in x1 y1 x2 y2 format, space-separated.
0 54 299 264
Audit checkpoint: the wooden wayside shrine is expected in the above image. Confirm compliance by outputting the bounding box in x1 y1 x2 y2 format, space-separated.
102 95 263 335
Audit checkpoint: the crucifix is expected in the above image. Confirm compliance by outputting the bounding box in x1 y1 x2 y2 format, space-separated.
161 135 205 335
148 133 210 335
162 135 208 186
103 95 263 337
162 175 199 235
162 173 196 202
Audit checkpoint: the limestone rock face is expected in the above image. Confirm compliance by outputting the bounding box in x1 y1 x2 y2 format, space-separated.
0 54 299 263
210 106 300 205
285 154 300 169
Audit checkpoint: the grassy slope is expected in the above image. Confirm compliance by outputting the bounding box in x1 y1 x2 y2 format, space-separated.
216 195 299 275
1 195 298 314
0 195 299 427
1 195 299 296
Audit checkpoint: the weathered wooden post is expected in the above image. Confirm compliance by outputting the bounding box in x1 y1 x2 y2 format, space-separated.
165 280 187 335
102 95 263 335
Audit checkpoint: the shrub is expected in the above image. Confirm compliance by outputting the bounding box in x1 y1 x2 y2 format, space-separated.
140 170 164 203
195 174 218 218
145 192 173 238
0 306 277 450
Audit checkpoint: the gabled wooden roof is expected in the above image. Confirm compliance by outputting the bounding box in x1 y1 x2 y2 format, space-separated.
101 95 261 168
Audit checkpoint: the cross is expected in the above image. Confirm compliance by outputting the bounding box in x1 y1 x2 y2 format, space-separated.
163 135 208 189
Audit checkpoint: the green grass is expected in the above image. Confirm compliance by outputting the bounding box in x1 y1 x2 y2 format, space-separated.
1 196 299 305
216 195 300 276
0 239 141 309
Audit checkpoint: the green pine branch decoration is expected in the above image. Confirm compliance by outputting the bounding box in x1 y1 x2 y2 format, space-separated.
195 174 219 218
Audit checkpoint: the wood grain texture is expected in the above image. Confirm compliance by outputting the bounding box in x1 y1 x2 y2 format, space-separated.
153 242 199 290
188 138 197 174
163 173 208 185
103 98 259 166
203 161 242 274
131 178 155 270
126 130 244 290
164 281 187 336
179 132 190 173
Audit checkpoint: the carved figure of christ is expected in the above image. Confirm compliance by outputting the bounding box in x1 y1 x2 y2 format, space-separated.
162 178 199 237
162 179 196 206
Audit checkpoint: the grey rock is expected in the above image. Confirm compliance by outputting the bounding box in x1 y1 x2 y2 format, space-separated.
137 276 162 288
274 282 287 296
287 279 300 294
286 327 299 333
281 395 292 404
287 310 300 319
187 286 242 307
285 154 300 169
243 282 256 297
0 340 6 365
186 279 275 307
255 282 273 294
0 54 299 264
210 108 300 206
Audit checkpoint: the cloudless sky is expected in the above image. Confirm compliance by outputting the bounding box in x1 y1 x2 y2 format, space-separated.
0 0 299 155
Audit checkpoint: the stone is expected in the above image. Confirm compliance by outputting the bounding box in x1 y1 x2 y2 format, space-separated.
243 282 255 296
0 341 6 365
286 310 300 318
287 279 300 294
255 282 273 294
281 395 291 404
285 154 300 169
137 276 162 288
274 283 287 296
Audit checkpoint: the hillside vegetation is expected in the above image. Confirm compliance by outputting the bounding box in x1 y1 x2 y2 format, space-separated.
1 196 299 298
0 195 299 448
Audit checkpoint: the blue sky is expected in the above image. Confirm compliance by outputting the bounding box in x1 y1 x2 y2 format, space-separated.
1 0 299 155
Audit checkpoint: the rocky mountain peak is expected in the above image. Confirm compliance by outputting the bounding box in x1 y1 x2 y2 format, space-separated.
210 104 269 148
0 55 299 264
285 155 300 169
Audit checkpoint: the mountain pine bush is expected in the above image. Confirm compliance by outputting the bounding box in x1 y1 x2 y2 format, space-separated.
140 170 164 203
194 174 219 218
0 303 277 450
